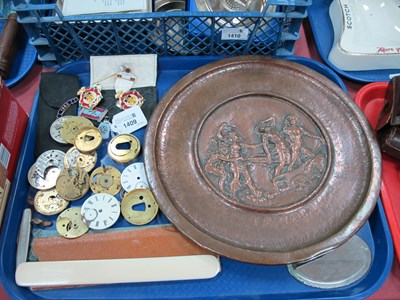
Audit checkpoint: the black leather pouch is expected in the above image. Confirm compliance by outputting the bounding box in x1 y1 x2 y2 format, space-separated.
35 73 157 158
35 72 80 159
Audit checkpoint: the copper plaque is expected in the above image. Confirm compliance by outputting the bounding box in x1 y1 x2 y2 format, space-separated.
144 56 381 264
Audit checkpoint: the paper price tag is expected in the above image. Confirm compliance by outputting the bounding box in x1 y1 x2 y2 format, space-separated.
221 28 249 41
111 106 147 134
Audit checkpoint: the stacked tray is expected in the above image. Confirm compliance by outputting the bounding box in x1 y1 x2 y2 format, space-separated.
355 82 400 262
307 0 398 83
0 56 393 299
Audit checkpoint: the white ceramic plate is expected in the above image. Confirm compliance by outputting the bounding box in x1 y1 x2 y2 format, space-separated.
328 0 400 71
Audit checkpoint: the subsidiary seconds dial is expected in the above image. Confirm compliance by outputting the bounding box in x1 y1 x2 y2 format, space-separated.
81 193 120 230
121 162 149 192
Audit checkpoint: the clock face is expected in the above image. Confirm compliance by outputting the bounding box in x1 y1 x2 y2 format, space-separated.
81 193 120 230
121 162 149 192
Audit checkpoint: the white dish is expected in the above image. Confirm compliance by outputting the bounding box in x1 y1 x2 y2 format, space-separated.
328 0 400 71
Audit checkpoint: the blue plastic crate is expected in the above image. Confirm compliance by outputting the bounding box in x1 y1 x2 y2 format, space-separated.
11 0 311 67
0 18 37 87
0 56 393 300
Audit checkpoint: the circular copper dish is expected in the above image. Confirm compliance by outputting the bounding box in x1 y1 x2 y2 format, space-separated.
144 56 381 265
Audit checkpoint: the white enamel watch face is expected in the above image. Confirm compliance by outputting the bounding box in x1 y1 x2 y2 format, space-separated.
50 116 73 144
81 193 120 230
121 162 149 192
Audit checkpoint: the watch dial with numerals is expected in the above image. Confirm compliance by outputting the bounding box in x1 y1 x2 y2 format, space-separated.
121 162 149 192
81 193 120 230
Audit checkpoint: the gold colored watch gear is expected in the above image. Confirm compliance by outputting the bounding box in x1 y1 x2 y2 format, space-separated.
56 207 89 239
34 188 69 216
50 115 73 144
108 133 141 163
60 116 93 144
121 189 158 225
74 126 103 153
64 146 97 172
56 167 90 201
89 165 122 195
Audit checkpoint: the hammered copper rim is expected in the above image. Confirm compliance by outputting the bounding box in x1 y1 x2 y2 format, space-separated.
144 56 381 265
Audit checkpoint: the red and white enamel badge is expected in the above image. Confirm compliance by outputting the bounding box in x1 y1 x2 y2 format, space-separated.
115 89 144 110
77 84 103 109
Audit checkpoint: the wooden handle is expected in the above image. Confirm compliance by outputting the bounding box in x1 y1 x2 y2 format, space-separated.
0 13 21 79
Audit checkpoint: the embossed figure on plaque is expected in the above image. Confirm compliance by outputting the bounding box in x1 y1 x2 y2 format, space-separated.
202 115 328 210
282 115 324 171
256 117 290 177
205 123 261 200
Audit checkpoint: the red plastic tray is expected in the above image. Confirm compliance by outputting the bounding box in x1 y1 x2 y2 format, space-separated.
355 82 400 261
